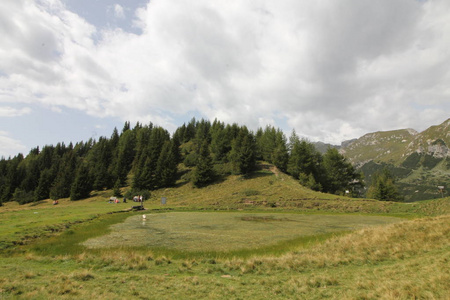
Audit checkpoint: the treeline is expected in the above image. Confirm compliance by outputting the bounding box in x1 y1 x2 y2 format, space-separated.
0 118 362 206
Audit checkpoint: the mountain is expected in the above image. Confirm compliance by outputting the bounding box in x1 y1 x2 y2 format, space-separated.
340 128 418 167
340 119 450 201
312 141 340 154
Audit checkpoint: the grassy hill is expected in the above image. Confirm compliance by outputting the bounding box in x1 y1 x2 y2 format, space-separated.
1 163 449 299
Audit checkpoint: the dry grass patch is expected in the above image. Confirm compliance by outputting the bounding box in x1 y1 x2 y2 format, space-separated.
220 214 450 272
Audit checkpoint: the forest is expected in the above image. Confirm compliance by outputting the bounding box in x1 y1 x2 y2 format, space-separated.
0 118 363 205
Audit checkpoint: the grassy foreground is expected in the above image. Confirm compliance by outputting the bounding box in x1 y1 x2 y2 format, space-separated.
1 213 448 299
1 166 449 299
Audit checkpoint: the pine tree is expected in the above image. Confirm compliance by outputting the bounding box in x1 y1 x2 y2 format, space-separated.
34 168 54 201
113 179 122 197
287 139 321 180
321 148 361 194
272 129 289 171
50 150 77 199
155 141 178 188
13 188 34 205
229 127 256 175
210 120 231 162
121 121 131 134
192 140 215 187
367 168 402 201
19 157 40 193
256 125 277 162
70 162 92 201
133 127 170 190
90 137 114 190
115 130 136 185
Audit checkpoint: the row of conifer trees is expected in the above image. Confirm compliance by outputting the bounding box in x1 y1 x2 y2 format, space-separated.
0 118 362 205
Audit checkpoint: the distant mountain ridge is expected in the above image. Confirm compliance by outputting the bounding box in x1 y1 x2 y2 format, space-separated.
338 118 450 201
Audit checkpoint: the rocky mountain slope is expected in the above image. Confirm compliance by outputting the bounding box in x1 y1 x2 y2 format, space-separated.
340 119 449 201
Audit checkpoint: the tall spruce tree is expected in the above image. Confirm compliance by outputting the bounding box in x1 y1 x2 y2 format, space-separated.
210 120 231 162
367 168 402 201
133 126 170 190
321 148 361 194
19 156 40 193
256 125 277 162
114 129 136 185
34 168 54 201
50 150 77 199
272 131 289 172
229 127 256 175
287 139 321 180
90 137 114 190
155 141 178 188
70 162 92 201
192 140 214 187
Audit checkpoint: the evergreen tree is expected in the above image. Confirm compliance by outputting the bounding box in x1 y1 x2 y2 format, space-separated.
19 157 40 193
73 139 94 158
121 121 131 134
229 127 256 175
1 154 27 203
170 136 181 166
288 129 299 154
367 168 402 201
210 120 231 162
184 117 197 142
272 133 289 171
195 119 211 145
90 137 114 190
38 146 54 171
132 123 152 171
34 168 54 201
298 172 322 191
13 188 34 205
133 126 170 190
256 125 277 162
49 150 77 199
321 148 361 194
113 179 122 197
192 140 214 187
70 162 92 201
287 139 321 180
173 124 186 145
155 141 178 188
115 129 136 185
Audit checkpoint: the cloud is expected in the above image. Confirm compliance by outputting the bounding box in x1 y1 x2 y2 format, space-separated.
0 131 26 158
113 4 125 19
0 106 32 117
0 0 449 144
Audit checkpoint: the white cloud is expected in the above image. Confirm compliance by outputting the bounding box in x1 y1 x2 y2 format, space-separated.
0 0 449 146
0 106 32 117
113 4 125 19
0 131 26 158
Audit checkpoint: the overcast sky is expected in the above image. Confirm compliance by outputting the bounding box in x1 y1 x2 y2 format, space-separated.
1 0 449 158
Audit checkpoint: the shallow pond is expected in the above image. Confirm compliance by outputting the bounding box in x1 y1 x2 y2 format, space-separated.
82 212 402 251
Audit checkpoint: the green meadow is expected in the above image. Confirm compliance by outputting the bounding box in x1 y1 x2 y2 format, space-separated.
1 168 449 299
81 212 401 252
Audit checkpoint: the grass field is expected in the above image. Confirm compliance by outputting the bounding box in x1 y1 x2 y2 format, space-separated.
1 165 449 299
81 212 402 252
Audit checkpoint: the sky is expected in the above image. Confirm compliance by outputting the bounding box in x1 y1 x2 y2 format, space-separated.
1 0 449 158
